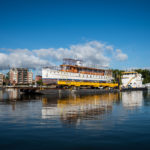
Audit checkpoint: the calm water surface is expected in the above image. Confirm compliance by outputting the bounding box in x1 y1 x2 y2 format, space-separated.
0 89 150 150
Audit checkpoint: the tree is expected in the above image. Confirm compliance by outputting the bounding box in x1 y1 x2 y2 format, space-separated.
36 79 43 85
112 69 124 84
135 69 150 84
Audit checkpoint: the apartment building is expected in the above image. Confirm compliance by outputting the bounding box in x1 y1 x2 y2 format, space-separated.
0 73 4 85
9 68 33 85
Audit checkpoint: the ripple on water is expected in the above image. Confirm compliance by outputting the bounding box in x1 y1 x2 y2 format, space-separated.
0 90 150 150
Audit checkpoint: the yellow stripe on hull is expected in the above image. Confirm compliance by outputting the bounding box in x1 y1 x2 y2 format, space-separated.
57 81 118 88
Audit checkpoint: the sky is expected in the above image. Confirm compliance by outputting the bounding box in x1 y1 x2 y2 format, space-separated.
0 0 150 72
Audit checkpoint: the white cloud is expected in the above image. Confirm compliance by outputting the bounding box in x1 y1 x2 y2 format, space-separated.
115 49 128 61
0 50 49 70
0 41 128 70
105 45 113 51
33 41 113 67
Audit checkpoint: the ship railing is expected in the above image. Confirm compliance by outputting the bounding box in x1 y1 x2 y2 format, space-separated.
75 63 109 69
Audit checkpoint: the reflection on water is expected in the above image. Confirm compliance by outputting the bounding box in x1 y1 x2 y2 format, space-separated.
0 89 145 113
1 89 150 149
147 89 150 96
0 88 42 101
42 93 119 126
0 88 20 100
0 89 145 115
122 91 143 108
0 89 147 125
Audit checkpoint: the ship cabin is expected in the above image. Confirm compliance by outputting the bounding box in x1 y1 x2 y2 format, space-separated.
60 58 112 76
122 72 138 78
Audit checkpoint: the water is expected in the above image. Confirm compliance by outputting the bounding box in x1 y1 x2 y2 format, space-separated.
0 89 150 150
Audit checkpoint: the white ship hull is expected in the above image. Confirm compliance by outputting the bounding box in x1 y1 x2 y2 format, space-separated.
42 68 113 84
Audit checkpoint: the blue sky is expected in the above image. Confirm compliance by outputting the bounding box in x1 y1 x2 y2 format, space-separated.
0 0 150 69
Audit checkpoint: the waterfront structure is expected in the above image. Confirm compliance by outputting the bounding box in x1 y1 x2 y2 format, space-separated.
42 58 113 86
9 68 33 85
121 72 143 88
0 73 4 85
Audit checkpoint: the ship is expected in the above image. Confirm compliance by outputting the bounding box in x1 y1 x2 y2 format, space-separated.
121 71 144 88
42 58 114 86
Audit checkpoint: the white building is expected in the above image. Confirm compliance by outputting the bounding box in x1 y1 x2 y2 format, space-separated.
121 72 143 88
9 69 18 84
9 68 33 84
28 71 33 84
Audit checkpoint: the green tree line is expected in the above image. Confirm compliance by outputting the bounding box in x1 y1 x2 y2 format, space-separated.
135 69 150 84
112 69 124 84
